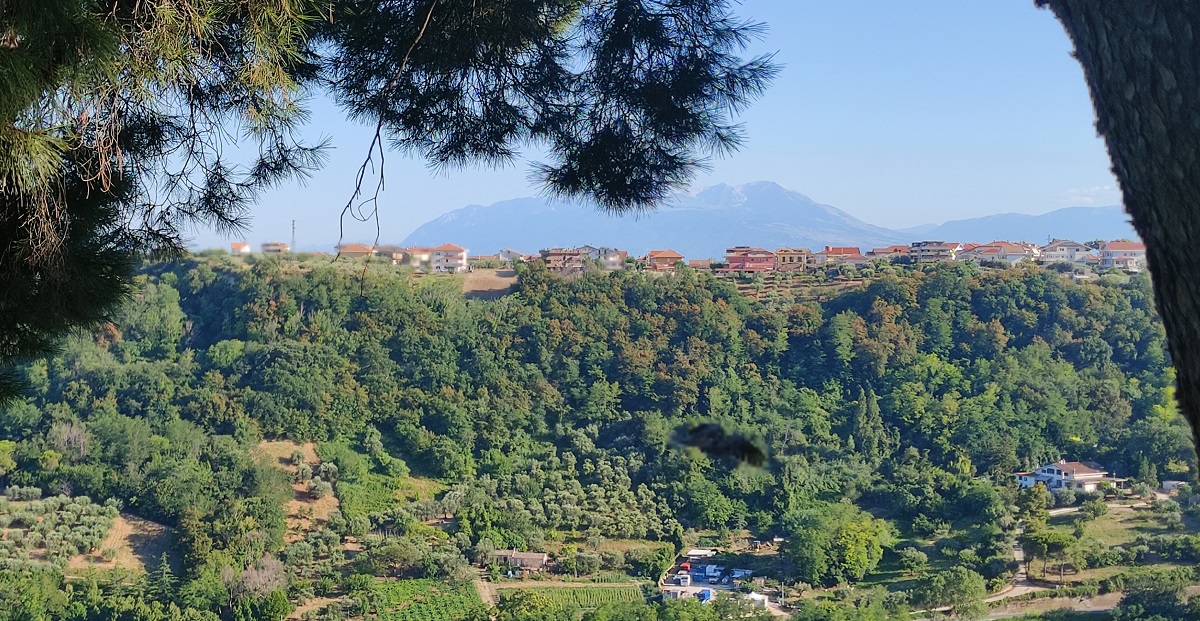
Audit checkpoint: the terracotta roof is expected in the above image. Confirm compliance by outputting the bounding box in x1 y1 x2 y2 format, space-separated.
1056 460 1106 476
1042 239 1086 250
687 259 712 268
821 246 860 255
647 249 683 259
870 245 910 254
960 243 981 251
231 242 250 250
432 243 466 252
338 242 374 253
1103 241 1145 251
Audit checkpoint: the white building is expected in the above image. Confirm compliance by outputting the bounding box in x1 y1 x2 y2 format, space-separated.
1015 460 1108 492
579 245 626 270
1040 239 1091 264
910 241 963 263
1098 241 1146 272
430 243 469 273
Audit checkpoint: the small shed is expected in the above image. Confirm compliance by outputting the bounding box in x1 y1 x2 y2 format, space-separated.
495 550 549 570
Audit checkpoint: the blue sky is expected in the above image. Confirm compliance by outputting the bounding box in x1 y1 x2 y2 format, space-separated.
191 1 1120 251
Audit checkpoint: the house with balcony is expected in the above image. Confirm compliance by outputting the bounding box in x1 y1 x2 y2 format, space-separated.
430 243 468 273
723 246 775 272
774 248 814 272
645 249 684 272
1015 460 1111 492
539 248 587 274
910 241 962 263
1099 241 1146 272
1039 239 1091 264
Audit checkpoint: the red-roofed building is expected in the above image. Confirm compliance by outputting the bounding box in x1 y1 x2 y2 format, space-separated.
645 249 684 272
230 241 251 255
1039 239 1090 264
958 241 1039 265
867 245 910 260
724 246 775 272
814 246 866 267
539 248 586 274
431 243 469 272
688 259 713 270
1015 459 1111 492
337 242 375 258
1099 240 1146 272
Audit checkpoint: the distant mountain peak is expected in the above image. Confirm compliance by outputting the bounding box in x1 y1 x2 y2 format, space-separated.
402 182 906 258
399 184 1139 259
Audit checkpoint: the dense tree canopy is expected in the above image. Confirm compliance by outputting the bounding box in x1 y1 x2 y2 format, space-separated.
0 258 1187 599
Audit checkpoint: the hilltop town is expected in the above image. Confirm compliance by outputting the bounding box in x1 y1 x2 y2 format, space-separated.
228 238 1148 277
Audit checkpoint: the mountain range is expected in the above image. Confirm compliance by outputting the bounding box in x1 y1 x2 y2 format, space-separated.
400 181 1137 259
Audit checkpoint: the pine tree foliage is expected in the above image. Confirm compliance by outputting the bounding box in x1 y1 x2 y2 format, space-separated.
0 0 775 399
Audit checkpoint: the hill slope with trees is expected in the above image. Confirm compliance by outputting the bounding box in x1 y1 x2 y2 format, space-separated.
0 256 1191 620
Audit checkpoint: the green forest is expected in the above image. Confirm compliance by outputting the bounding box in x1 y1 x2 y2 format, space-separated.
0 256 1196 621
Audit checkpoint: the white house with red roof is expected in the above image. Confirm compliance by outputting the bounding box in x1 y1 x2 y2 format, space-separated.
958 241 1040 265
430 243 469 273
814 246 867 267
1040 239 1091 264
1015 459 1109 492
230 241 251 255
1099 240 1146 272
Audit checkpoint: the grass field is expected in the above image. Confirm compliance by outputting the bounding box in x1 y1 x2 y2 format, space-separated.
497 585 644 611
373 579 485 621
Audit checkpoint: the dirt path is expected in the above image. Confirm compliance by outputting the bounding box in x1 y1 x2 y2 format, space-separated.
984 592 1123 620
473 580 497 605
490 580 643 589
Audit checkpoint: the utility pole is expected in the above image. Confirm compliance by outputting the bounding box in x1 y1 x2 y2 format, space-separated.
291 219 296 258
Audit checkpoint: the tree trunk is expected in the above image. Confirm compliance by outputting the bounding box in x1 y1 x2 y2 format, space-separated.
1039 1 1200 459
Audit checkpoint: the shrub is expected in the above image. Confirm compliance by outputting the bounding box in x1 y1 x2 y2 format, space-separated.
4 486 42 501
309 478 333 500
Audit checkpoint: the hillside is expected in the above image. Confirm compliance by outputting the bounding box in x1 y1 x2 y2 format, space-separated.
0 256 1191 620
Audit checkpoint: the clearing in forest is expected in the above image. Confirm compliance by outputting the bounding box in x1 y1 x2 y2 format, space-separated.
254 440 340 540
66 513 177 575
462 269 518 299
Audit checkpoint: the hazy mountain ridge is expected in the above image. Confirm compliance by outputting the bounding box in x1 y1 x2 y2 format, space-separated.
926 206 1136 244
400 182 1138 258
